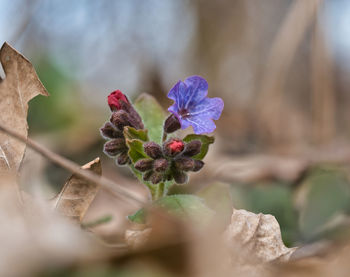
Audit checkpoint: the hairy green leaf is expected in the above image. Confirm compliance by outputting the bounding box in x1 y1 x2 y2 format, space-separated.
134 93 166 144
183 134 214 160
128 194 215 225
124 126 148 141
126 139 148 163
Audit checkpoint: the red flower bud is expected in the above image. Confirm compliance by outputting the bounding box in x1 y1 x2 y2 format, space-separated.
108 90 129 111
163 139 184 157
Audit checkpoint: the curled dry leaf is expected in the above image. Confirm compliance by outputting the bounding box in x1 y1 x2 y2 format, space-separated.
52 158 102 222
224 208 297 265
0 42 48 173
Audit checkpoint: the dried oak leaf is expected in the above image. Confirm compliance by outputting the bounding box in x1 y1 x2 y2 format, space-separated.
0 42 48 173
52 158 102 222
224 208 297 265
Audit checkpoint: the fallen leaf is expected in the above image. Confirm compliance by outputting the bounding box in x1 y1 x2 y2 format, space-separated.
52 157 102 222
0 42 48 173
0 186 100 277
224 208 297 265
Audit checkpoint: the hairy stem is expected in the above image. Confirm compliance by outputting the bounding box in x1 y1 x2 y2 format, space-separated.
155 182 165 200
162 131 167 142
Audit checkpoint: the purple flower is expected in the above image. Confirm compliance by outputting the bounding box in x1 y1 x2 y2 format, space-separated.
167 76 224 134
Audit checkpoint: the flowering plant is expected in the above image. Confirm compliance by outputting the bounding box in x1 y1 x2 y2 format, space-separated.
100 76 223 223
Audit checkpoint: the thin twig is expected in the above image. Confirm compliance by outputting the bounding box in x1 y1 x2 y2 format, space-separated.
0 123 183 226
0 123 146 206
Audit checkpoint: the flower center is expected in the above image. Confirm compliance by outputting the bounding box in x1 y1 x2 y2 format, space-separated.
179 108 190 119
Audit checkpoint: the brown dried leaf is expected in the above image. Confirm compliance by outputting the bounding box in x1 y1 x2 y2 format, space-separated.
52 158 102 222
0 186 100 277
224 208 297 265
0 42 48 173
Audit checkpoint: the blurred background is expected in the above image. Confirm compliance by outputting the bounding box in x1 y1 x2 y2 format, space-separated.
2 0 350 251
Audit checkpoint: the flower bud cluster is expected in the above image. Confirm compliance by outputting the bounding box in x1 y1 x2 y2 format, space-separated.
135 138 204 184
100 90 144 165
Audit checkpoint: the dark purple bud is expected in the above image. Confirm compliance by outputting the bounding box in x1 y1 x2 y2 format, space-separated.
154 158 168 172
174 157 195 171
117 152 130 165
173 170 188 184
104 138 126 156
150 172 163 184
163 138 184 157
100 122 123 139
119 101 144 130
183 140 202 157
144 142 163 159
134 159 154 172
192 160 204 172
110 110 132 130
163 114 181 133
143 170 153 182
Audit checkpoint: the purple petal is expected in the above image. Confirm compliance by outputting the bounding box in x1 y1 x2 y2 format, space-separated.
168 103 179 115
189 97 224 120
183 115 217 134
167 80 187 110
179 118 192 130
168 104 191 130
183 76 208 109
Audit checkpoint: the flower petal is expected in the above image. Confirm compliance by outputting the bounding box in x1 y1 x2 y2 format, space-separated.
190 97 224 120
167 80 187 110
183 115 216 134
183 76 208 109
179 117 191 130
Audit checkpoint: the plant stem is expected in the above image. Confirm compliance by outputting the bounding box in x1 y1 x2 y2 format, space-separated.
155 182 165 200
162 131 167 142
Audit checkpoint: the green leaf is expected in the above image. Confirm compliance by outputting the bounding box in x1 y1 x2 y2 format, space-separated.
134 93 166 144
125 139 148 163
124 126 148 141
128 194 215 225
297 166 350 241
183 134 214 160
